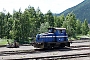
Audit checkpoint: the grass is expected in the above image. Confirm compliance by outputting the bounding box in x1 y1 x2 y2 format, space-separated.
68 34 90 41
0 39 13 45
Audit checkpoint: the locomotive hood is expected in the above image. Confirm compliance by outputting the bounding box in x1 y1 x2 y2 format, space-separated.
36 32 54 39
39 32 54 36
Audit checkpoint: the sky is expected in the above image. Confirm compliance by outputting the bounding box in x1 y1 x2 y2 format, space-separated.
0 0 84 14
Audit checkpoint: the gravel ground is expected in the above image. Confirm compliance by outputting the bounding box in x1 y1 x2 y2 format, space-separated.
0 46 35 52
71 41 90 46
61 57 90 60
0 49 90 59
0 40 90 60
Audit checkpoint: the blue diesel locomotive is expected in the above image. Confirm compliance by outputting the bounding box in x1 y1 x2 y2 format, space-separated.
32 28 70 49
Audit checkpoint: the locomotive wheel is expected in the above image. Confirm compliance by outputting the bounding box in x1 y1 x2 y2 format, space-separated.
43 43 52 49
43 43 48 49
67 42 70 47
60 43 65 48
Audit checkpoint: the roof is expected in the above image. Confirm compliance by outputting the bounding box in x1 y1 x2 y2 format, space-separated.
55 28 66 30
48 27 66 30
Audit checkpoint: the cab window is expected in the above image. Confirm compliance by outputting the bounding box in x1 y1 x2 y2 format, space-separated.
57 30 62 34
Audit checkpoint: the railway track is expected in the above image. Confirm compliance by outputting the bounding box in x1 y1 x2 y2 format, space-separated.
0 40 90 60
13 53 90 60
0 45 90 56
0 50 90 60
71 40 90 43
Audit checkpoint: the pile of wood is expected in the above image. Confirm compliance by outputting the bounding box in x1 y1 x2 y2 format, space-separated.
6 40 19 48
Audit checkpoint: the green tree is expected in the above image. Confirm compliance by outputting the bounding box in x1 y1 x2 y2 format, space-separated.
9 9 23 43
62 21 75 37
26 6 37 38
0 12 6 38
36 7 44 32
67 25 75 37
66 12 76 29
45 10 54 27
39 22 50 33
54 14 65 27
81 19 89 35
75 19 82 34
62 12 76 37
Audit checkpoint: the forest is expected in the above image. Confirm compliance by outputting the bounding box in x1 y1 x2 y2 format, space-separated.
0 6 89 44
